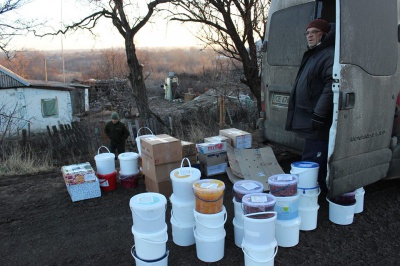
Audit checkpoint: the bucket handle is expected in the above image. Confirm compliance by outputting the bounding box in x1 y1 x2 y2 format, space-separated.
243 211 277 219
98 146 111 155
137 127 154 137
135 232 168 244
180 157 192 168
242 243 278 263
194 209 227 229
131 203 167 221
193 188 225 202
298 186 321 196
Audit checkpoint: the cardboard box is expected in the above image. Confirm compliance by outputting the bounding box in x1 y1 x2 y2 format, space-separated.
219 128 252 149
204 135 231 145
198 151 228 176
141 157 181 182
66 177 101 202
144 176 173 198
196 142 227 154
181 140 197 157
140 134 182 165
62 162 96 185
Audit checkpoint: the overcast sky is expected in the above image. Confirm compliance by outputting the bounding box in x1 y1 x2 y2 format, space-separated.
11 0 199 51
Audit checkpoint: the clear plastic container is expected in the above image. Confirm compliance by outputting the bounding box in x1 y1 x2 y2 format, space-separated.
233 180 264 202
242 193 276 219
331 191 356 206
268 174 298 197
193 179 225 214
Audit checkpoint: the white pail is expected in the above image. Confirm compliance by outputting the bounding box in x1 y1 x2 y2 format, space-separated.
327 197 356 225
299 205 319 231
118 152 139 175
194 206 227 238
132 225 168 261
242 238 278 264
243 212 277 246
194 229 226 263
354 187 365 214
242 241 278 266
170 194 195 225
290 161 319 189
275 216 301 247
130 192 167 234
170 158 201 202
94 146 115 175
170 216 195 246
233 197 244 226
136 127 154 157
298 187 320 208
233 218 244 248
132 246 169 266
274 193 299 220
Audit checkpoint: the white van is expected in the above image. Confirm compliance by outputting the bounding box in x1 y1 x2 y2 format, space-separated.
260 0 400 197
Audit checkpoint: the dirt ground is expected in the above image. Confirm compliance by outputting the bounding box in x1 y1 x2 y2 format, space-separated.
1 144 400 265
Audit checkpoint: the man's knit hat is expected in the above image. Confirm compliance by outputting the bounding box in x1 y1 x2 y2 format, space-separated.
306 19 330 33
111 112 119 120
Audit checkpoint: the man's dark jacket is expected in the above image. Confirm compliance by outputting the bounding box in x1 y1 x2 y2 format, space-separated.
104 120 130 145
285 24 335 140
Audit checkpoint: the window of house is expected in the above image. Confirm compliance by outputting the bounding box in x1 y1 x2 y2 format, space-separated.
41 98 59 117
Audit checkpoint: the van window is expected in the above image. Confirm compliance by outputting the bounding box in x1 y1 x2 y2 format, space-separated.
340 0 398 76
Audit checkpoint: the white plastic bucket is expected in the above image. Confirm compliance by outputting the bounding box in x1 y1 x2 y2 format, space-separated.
170 215 195 246
94 146 115 175
242 238 278 264
233 218 244 248
327 197 356 225
132 246 169 266
118 152 139 175
132 225 168 261
170 158 201 202
170 194 195 226
274 193 299 220
136 127 154 157
298 187 320 208
193 206 227 238
354 187 365 214
299 205 319 231
243 212 277 246
275 216 301 247
194 228 226 263
233 197 244 226
290 161 319 189
130 192 167 234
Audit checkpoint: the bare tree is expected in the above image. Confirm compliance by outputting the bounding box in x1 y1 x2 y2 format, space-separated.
167 0 271 111
0 0 42 59
35 0 174 121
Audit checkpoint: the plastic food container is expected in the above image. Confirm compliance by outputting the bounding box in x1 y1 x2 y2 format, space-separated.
331 191 356 206
119 172 139 188
193 179 225 214
233 180 264 202
268 174 298 197
242 193 276 219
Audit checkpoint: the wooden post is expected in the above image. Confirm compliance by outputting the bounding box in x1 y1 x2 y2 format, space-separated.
219 95 225 127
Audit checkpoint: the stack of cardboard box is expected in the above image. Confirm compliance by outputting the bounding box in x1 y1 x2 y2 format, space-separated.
140 134 182 197
196 141 228 177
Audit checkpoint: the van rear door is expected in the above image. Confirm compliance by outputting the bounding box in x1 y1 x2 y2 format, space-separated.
328 0 400 197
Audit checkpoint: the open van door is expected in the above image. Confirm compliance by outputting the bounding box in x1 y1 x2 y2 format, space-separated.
328 0 400 197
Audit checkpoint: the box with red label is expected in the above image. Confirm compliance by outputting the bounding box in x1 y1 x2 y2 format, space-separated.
204 135 231 146
140 134 182 165
61 162 96 185
196 142 227 154
219 128 252 149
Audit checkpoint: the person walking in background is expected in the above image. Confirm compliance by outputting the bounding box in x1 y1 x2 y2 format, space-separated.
285 19 335 193
104 112 130 156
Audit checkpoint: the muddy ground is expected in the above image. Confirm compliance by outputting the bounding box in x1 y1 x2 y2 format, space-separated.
1 146 399 266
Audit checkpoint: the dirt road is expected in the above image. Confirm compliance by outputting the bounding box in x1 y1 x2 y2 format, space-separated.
0 168 399 266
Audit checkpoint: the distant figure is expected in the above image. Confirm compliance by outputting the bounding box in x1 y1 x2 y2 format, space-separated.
104 112 130 156
285 19 335 193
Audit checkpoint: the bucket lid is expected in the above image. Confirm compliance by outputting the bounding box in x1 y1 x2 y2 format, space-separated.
170 167 201 183
193 179 225 193
268 174 298 186
242 193 276 207
129 192 167 210
233 180 264 194
94 152 115 161
291 161 319 169
118 152 139 160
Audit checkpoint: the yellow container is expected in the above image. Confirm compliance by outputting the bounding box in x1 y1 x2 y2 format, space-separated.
193 179 225 214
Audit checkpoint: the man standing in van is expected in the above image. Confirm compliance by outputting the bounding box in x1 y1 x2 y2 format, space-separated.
285 19 335 193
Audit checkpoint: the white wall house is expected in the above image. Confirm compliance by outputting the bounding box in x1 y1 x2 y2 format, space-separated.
0 65 87 138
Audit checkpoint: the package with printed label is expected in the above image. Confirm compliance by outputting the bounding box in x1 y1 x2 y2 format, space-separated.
198 151 228 176
196 142 227 154
219 128 252 149
61 162 96 185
